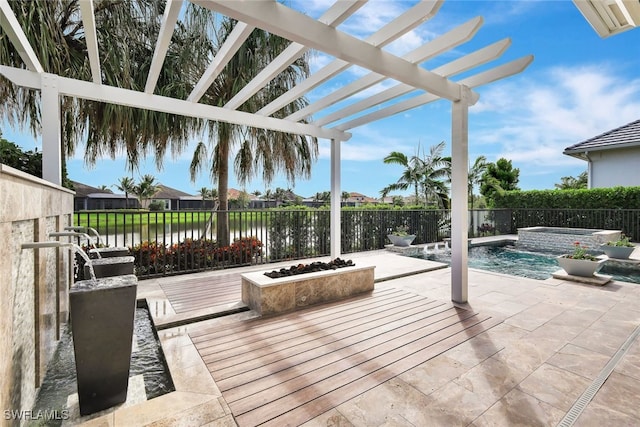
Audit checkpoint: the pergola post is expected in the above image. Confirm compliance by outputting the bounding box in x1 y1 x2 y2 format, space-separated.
330 138 341 259
41 73 62 186
450 86 471 303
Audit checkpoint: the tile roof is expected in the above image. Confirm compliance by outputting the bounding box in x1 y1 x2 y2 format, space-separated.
154 184 193 199
564 119 640 156
71 180 112 197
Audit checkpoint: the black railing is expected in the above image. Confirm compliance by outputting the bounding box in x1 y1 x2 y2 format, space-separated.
73 208 640 278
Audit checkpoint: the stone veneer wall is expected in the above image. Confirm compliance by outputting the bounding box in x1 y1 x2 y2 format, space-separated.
516 226 620 254
0 165 74 417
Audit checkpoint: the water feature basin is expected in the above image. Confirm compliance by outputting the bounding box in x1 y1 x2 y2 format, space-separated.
70 275 137 415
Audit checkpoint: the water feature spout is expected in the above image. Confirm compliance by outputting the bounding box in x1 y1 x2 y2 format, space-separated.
22 241 97 282
64 226 104 246
48 231 95 247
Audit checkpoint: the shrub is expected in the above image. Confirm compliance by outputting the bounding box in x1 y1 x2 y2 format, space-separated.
148 200 166 211
130 237 264 275
130 241 169 275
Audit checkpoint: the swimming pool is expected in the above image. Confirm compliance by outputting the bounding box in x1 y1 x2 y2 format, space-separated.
415 244 640 283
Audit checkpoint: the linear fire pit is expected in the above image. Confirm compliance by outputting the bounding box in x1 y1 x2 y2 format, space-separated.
241 262 375 316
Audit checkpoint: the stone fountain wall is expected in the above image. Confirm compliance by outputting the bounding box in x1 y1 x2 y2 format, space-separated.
0 165 74 416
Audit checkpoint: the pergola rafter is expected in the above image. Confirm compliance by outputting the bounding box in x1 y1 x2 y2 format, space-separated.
222 0 365 111
0 0 534 303
256 0 445 117
194 0 475 103
335 55 534 131
302 16 486 125
318 37 513 128
145 0 182 94
79 0 101 84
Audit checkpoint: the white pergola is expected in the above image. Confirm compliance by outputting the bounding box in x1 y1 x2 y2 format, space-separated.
0 0 533 303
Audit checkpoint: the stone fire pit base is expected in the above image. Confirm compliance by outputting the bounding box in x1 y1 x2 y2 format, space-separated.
241 264 375 316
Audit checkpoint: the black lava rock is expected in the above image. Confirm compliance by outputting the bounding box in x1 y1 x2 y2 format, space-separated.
264 257 355 279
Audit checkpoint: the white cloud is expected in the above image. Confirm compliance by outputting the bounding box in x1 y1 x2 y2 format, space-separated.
318 124 415 161
470 64 640 169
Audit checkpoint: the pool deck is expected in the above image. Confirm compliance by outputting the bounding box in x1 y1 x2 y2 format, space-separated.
70 240 640 426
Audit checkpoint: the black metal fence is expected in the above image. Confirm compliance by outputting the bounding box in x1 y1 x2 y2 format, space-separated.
73 208 640 278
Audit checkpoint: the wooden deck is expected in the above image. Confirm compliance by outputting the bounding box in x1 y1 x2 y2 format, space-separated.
159 272 242 314
190 287 502 426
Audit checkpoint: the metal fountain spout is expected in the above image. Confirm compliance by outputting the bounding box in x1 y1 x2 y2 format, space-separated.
48 231 95 246
21 240 97 282
64 226 104 246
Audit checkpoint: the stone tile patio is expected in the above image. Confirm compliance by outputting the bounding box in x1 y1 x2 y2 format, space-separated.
72 249 640 426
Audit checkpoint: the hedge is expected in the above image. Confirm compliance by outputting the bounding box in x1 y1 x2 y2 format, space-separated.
493 187 640 209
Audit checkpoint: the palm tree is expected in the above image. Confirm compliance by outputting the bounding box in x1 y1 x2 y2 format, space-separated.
381 141 450 208
468 156 488 210
263 189 274 208
341 191 351 204
198 187 210 210
381 151 423 203
0 2 215 170
97 185 113 193
134 174 160 210
418 142 450 208
115 176 136 209
555 172 588 189
274 187 288 207
189 18 316 246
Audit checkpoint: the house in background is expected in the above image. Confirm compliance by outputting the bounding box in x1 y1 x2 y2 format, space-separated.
72 181 138 210
563 119 640 188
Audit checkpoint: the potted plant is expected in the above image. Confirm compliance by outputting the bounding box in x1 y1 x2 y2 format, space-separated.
557 241 607 277
387 225 416 247
600 234 636 259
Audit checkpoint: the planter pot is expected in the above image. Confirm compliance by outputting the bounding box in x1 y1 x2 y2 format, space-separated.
557 256 606 277
387 234 416 247
600 245 635 260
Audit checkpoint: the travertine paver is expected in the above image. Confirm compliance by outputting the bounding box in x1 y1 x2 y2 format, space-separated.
75 248 640 426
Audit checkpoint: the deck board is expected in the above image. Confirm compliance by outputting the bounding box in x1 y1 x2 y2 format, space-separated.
159 272 243 314
190 287 501 426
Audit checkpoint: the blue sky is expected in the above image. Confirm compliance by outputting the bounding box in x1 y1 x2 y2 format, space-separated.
3 0 640 198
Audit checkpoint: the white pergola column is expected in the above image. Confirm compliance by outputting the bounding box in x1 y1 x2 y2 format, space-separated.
330 138 341 259
41 73 62 186
450 86 471 303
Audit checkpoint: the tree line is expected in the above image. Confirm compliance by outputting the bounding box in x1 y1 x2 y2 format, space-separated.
380 141 587 208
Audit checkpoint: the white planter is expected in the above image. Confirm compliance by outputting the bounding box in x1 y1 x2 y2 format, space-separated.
387 234 416 247
600 245 635 259
557 256 606 277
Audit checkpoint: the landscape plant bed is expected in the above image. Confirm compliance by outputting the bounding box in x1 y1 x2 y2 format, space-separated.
264 258 355 278
242 261 374 316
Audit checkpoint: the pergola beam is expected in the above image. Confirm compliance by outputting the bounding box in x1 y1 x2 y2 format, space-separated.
222 0 366 111
195 0 475 103
145 0 182 93
305 17 485 125
0 0 43 72
187 22 255 103
255 1 443 118
79 0 101 84
0 66 350 141
316 37 510 127
334 55 534 131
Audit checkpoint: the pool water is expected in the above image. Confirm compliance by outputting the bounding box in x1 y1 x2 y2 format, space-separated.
31 305 174 425
417 245 640 283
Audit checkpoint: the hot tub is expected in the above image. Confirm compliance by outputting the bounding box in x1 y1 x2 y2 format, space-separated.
516 226 620 254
